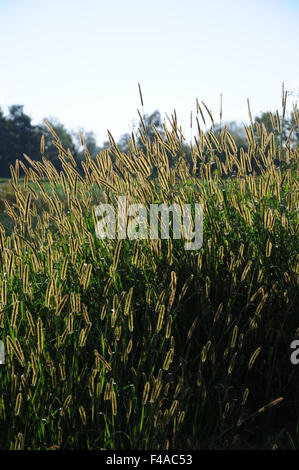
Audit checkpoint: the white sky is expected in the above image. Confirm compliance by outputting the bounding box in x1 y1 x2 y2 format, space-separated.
0 0 299 147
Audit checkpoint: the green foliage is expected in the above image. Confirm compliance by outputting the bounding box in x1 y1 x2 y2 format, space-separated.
0 106 40 178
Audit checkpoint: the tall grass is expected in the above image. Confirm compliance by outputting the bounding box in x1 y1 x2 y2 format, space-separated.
0 98 298 450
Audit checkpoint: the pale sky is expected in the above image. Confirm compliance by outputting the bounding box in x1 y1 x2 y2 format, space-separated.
0 0 298 147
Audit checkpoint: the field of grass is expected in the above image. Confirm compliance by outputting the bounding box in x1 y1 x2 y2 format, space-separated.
0 110 298 450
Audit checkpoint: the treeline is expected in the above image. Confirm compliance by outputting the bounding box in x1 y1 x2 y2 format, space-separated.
0 104 298 178
0 105 102 178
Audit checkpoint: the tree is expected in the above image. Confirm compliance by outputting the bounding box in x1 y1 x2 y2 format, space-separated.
72 129 101 161
0 107 11 176
38 117 77 172
213 121 248 151
116 132 131 154
0 105 40 178
286 110 299 149
136 110 166 151
253 111 298 169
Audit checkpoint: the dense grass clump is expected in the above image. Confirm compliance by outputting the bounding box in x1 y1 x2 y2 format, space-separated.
0 102 298 450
